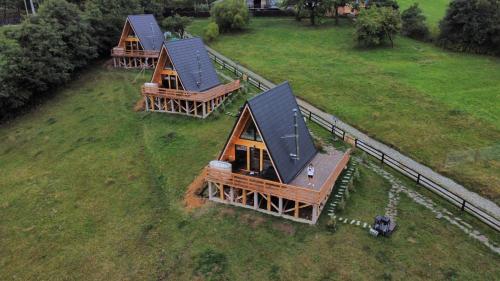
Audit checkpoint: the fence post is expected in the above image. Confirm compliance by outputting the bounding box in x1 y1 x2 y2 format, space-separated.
416 174 421 184
381 153 385 164
354 139 357 147
461 200 466 211
258 81 261 89
331 125 335 134
342 131 345 141
309 111 312 120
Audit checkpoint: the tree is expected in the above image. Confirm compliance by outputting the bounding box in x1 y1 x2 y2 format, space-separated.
203 22 219 41
438 0 500 56
162 14 192 38
84 0 142 56
281 0 306 22
355 6 401 47
210 0 249 32
37 0 96 69
401 3 430 41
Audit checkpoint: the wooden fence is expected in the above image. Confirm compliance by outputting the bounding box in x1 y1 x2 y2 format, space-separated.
204 48 500 232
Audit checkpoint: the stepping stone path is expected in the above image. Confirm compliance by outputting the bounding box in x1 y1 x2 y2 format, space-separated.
327 162 372 233
363 159 500 255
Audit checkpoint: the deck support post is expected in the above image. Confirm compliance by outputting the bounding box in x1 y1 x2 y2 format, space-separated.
278 197 283 215
242 190 247 206
312 205 319 224
253 192 258 209
229 187 234 203
294 201 299 218
208 182 213 200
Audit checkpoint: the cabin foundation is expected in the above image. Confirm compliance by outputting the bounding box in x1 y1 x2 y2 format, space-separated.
207 181 322 224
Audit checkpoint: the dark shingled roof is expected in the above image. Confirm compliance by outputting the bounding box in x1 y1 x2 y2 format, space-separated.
127 14 164 51
247 82 317 184
165 37 221 92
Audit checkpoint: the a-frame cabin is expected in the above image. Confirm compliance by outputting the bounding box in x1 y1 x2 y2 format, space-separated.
205 82 351 223
111 14 164 69
141 37 241 118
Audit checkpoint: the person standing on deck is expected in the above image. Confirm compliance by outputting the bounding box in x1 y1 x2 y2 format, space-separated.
307 163 315 187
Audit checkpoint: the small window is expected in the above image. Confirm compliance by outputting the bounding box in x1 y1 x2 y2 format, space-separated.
240 121 262 142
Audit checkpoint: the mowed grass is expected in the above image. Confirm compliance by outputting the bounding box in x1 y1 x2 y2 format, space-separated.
0 65 499 280
188 18 500 204
398 0 450 32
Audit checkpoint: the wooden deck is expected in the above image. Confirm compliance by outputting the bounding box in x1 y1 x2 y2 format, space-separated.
290 147 347 191
111 47 159 58
205 149 351 223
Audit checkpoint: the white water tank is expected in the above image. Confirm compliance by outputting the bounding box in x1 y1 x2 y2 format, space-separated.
144 82 159 88
209 160 232 171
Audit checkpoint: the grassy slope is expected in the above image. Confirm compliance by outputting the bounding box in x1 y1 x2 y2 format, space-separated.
188 18 500 204
0 65 499 280
398 0 450 31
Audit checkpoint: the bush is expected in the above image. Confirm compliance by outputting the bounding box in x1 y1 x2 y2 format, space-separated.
203 22 220 42
438 0 500 56
162 14 192 38
401 3 430 41
210 0 249 32
355 7 401 48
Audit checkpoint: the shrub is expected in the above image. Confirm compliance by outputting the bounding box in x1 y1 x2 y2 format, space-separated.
210 0 249 32
162 14 192 38
401 3 430 41
355 7 401 48
438 0 500 56
203 22 220 42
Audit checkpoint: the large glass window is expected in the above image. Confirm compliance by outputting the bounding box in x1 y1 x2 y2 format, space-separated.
240 121 262 142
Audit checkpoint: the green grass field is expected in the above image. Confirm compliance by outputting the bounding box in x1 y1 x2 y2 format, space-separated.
188 18 500 204
0 65 499 280
398 0 450 31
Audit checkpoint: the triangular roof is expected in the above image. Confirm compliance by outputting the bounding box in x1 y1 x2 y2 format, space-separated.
126 14 163 51
164 37 221 92
220 82 317 184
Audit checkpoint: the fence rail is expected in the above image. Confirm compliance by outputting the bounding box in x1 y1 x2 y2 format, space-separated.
203 45 500 232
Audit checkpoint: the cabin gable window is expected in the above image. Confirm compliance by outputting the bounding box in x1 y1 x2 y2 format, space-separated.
240 121 262 142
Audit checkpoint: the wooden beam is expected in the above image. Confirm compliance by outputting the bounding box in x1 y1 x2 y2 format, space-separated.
294 201 299 218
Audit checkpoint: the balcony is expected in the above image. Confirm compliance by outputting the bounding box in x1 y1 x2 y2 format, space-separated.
111 47 159 58
141 80 241 102
206 148 351 206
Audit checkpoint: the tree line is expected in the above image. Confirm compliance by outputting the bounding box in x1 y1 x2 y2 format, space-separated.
0 0 164 119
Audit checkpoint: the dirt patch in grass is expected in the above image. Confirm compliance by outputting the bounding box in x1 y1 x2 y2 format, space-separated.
272 222 296 236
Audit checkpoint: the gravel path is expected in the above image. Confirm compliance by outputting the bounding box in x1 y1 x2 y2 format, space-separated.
203 44 500 229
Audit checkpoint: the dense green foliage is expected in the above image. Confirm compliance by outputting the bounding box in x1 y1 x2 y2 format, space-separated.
0 0 98 117
210 0 249 32
203 22 220 41
401 3 430 41
438 0 500 56
0 0 142 118
0 66 499 280
356 7 402 47
162 14 192 38
188 18 500 202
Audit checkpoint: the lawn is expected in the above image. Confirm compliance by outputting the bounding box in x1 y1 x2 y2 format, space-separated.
0 65 499 280
188 18 500 205
398 0 450 31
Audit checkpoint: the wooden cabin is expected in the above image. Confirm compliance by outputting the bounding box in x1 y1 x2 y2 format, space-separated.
141 37 241 118
111 14 164 69
205 82 351 224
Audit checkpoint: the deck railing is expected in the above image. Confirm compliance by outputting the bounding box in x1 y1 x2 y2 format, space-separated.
141 80 241 102
111 47 159 58
206 150 350 206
